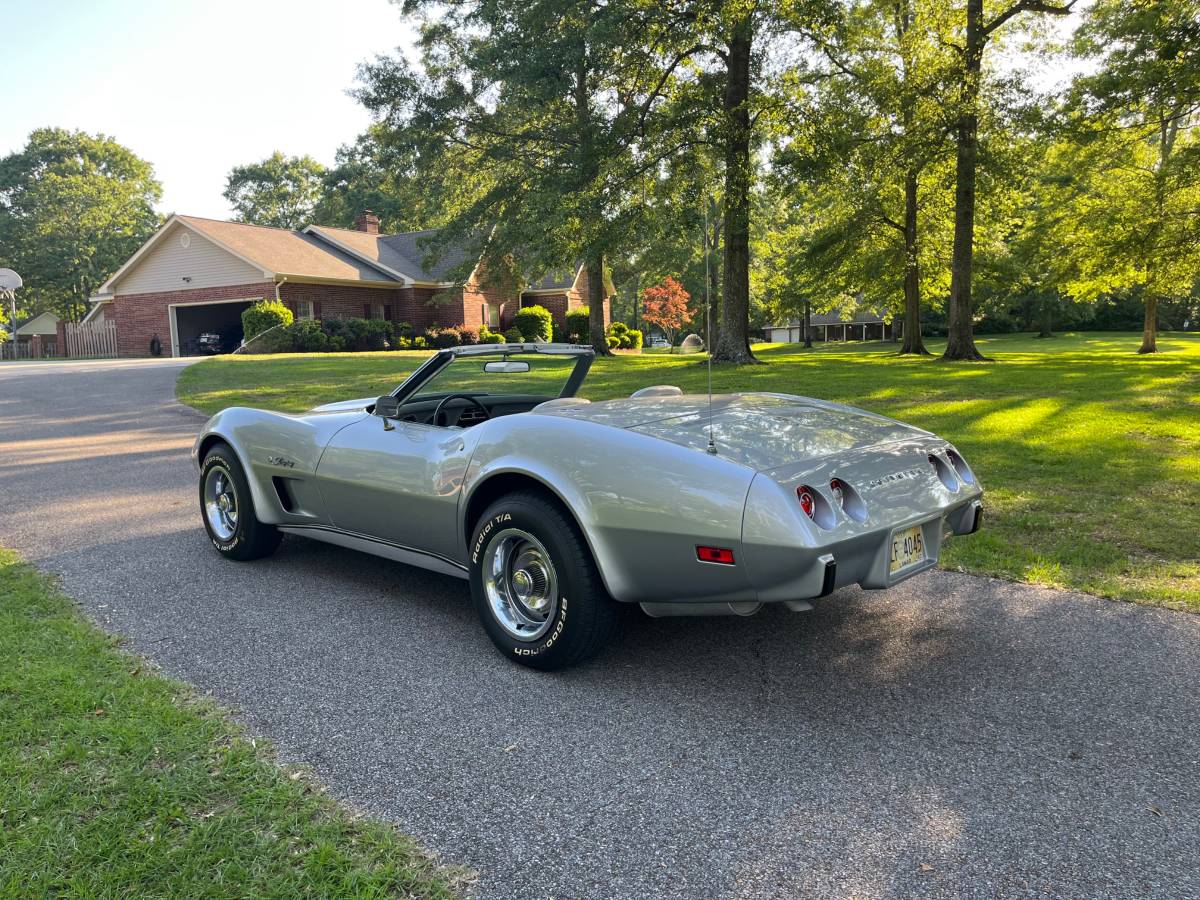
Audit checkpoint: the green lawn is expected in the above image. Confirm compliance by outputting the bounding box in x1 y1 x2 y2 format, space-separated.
177 332 1200 610
0 548 462 897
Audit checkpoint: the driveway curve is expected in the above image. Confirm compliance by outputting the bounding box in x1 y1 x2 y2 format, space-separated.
1 358 1197 899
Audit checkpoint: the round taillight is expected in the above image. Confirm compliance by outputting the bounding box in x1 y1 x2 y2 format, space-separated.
797 486 815 518
829 478 845 504
929 454 959 491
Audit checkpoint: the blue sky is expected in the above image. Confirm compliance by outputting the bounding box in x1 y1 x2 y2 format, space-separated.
0 0 417 218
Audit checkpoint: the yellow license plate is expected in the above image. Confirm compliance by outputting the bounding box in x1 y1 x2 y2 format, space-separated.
889 524 926 575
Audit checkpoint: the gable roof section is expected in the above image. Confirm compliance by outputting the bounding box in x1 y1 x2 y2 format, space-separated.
178 217 399 285
303 225 421 284
14 311 59 335
101 215 403 293
524 266 579 292
305 225 482 285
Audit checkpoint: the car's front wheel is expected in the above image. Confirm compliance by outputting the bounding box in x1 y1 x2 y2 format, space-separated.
469 491 618 670
199 444 281 561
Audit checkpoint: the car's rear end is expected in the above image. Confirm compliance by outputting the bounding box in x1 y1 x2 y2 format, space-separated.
740 436 982 604
591 392 982 609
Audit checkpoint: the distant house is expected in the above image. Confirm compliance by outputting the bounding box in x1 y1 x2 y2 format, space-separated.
764 309 898 344
9 311 61 358
86 212 610 358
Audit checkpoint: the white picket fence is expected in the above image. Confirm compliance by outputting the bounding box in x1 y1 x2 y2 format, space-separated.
65 319 118 358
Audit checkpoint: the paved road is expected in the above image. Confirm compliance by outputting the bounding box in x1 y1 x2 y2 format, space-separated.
2 358 1198 899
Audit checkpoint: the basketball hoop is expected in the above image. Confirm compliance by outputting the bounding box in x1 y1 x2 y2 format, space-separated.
0 269 22 343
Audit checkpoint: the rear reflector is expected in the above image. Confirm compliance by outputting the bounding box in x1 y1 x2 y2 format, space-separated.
696 546 735 565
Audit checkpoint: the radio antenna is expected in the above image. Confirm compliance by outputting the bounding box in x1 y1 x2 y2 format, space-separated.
704 201 716 455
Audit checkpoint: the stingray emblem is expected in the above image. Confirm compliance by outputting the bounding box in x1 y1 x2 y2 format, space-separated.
267 456 296 468
866 468 923 489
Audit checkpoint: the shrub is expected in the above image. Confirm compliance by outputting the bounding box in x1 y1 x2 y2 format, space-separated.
323 317 393 352
290 319 335 352
513 304 553 342
565 307 590 343
395 336 412 350
458 326 480 346
430 326 462 349
248 324 296 354
607 320 642 350
503 326 524 344
606 335 620 349
394 321 415 337
479 330 504 344
242 300 293 340
412 335 428 349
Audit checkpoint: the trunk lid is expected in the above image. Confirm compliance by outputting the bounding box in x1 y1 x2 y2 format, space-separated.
538 393 927 471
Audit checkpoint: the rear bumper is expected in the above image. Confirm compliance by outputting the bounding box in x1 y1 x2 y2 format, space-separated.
744 493 983 603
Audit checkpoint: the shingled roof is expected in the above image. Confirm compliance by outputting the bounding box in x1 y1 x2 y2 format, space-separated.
306 225 480 283
99 214 583 295
178 217 396 284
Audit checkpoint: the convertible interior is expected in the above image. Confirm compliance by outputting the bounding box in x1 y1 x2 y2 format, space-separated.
393 393 569 428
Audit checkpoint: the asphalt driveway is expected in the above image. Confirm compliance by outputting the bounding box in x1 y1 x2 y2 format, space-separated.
2 357 1197 898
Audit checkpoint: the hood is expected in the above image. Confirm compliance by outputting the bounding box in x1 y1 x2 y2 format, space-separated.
309 396 375 414
537 393 927 471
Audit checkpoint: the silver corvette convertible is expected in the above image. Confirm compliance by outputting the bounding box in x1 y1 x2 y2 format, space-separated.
193 343 982 669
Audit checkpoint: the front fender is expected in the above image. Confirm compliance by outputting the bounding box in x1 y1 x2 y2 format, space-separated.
192 406 366 525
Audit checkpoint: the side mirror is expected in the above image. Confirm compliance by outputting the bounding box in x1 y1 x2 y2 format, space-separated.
374 395 401 419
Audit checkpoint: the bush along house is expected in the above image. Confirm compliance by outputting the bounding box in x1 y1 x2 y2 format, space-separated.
84 211 610 357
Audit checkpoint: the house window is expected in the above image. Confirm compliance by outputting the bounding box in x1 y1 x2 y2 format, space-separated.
295 299 314 320
370 301 386 321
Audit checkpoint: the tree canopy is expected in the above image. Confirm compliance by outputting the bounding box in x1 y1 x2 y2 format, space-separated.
0 128 162 322
223 151 328 230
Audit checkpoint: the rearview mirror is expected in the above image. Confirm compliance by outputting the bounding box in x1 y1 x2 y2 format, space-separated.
374 395 401 418
483 360 530 374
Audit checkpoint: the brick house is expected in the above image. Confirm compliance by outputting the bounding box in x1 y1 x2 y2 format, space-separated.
88 211 611 357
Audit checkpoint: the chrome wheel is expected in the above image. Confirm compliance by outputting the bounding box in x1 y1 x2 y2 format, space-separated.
203 465 239 541
482 528 559 641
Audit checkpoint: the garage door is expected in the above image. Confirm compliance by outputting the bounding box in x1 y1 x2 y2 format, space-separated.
171 299 256 356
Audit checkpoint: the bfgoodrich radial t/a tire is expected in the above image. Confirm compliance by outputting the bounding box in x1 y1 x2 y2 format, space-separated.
469 491 618 670
199 444 281 561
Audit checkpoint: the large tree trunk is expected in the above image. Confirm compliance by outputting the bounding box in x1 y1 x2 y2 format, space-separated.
803 298 812 348
1139 295 1158 353
707 215 721 350
573 46 610 357
712 14 759 364
943 0 989 362
1037 297 1054 338
586 254 610 355
899 168 929 355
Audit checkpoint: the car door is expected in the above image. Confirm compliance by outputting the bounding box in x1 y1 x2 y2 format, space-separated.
314 415 478 563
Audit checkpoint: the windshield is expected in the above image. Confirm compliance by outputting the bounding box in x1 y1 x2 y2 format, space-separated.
406 353 581 403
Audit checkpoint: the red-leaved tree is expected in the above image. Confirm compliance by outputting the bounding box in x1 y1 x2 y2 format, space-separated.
641 276 692 347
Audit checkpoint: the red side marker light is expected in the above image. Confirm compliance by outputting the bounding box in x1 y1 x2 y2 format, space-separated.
697 546 735 565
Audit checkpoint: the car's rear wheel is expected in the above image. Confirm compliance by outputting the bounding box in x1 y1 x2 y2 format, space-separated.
199 444 281 561
469 491 618 670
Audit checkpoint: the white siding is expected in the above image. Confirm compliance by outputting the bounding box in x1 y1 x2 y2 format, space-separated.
116 223 265 294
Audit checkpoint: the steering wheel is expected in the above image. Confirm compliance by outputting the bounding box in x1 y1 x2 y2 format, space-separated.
433 393 491 427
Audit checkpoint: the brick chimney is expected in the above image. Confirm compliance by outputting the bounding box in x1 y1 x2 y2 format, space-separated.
353 210 381 234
